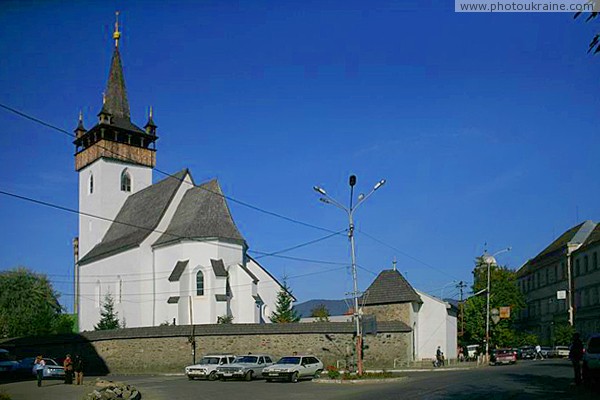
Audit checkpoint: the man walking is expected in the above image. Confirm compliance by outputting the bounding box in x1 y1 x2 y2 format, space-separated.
34 356 45 387
569 332 584 385
535 344 544 360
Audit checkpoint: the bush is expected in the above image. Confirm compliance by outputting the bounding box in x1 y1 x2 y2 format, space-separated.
326 365 340 379
0 392 11 400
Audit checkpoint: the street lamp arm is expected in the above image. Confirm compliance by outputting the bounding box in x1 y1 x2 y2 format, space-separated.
320 195 348 213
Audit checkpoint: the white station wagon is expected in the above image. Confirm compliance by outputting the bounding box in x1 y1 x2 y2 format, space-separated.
262 355 323 383
185 354 236 381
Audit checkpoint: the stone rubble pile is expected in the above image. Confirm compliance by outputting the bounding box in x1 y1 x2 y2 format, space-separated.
82 380 141 400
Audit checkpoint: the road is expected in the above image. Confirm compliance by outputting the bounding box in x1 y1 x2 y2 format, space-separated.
1 359 598 400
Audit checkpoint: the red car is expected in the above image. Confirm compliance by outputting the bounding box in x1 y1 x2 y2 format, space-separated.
490 349 517 365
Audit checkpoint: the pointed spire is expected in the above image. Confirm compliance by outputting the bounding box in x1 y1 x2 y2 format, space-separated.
144 106 157 135
75 110 86 137
99 12 130 122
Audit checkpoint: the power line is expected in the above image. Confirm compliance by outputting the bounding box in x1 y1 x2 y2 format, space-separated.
0 102 341 235
357 229 460 280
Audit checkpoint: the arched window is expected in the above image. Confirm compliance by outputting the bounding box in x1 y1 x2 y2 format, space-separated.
121 169 131 192
196 271 204 296
89 173 94 194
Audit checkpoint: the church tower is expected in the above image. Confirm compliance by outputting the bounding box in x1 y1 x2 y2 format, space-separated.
74 12 158 257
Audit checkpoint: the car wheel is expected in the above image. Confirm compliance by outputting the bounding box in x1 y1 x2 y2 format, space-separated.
313 369 322 380
266 378 272 383
187 376 194 381
290 372 299 383
208 371 217 381
245 370 253 381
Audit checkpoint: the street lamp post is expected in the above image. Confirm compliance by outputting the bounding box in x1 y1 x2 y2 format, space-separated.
314 175 385 376
481 247 511 364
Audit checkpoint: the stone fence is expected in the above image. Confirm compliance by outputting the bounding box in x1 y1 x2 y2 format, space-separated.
0 321 412 374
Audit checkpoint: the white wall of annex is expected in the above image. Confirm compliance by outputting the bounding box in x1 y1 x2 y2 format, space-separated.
246 258 281 323
415 290 450 361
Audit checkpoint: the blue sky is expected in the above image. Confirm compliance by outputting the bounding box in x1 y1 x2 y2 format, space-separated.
1 1 599 312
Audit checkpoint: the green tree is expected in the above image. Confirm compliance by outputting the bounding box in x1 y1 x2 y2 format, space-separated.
270 279 300 323
94 293 120 330
462 257 526 349
554 323 575 346
310 304 330 322
0 267 68 337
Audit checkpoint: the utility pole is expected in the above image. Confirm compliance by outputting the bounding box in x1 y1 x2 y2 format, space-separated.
73 237 79 332
456 280 467 337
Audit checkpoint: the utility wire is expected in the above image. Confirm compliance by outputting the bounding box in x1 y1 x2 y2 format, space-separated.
0 102 340 235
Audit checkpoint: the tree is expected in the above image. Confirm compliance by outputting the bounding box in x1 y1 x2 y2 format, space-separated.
462 257 526 349
217 315 234 324
310 304 330 322
270 279 300 323
0 267 69 337
575 10 600 54
554 323 575 346
95 293 120 330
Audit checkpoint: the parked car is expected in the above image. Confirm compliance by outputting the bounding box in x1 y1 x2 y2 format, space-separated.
519 346 535 360
185 354 236 380
552 346 570 358
261 355 323 383
216 354 274 381
0 349 18 376
29 358 65 379
13 357 37 377
490 349 517 365
583 334 600 388
540 347 552 359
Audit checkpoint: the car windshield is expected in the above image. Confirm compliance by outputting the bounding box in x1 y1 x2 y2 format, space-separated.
588 337 600 354
44 359 58 366
199 357 220 365
235 356 258 363
277 357 301 365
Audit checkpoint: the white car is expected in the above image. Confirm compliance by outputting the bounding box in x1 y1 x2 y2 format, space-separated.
216 354 274 381
262 355 323 383
185 354 236 381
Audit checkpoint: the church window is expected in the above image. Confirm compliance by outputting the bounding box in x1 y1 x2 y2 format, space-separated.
584 255 589 274
196 271 204 296
594 252 598 270
89 174 94 194
121 170 131 192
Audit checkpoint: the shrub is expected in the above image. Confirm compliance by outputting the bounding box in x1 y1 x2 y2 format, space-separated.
0 392 11 400
326 365 340 379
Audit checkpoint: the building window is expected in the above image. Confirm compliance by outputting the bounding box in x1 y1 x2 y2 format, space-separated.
121 169 131 192
584 256 589 274
89 173 94 194
561 262 566 279
575 259 580 277
594 252 598 270
196 271 204 296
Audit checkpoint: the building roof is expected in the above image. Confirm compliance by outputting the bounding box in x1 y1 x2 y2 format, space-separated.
78 169 188 265
153 179 245 247
577 223 600 251
210 259 227 277
361 269 421 306
168 260 189 282
239 263 259 284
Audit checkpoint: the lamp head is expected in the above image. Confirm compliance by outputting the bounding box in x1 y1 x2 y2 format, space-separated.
374 179 386 190
313 186 327 195
358 193 365 201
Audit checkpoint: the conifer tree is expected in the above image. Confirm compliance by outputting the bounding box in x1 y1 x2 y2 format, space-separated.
270 279 300 323
95 292 120 330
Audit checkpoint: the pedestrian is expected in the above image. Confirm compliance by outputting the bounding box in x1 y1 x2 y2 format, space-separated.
535 344 544 360
569 332 584 385
435 346 444 367
74 355 84 385
63 354 73 384
34 355 45 387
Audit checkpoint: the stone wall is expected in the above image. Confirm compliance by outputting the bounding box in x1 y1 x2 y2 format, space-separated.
363 303 411 323
0 322 412 374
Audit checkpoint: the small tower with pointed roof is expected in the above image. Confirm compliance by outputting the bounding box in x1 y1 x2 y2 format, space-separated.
74 12 158 258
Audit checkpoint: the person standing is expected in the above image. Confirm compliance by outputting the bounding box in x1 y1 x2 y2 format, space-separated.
569 332 584 385
63 354 73 384
34 356 45 387
74 355 84 385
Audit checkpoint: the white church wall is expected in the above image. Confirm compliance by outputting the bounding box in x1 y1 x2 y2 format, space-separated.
78 159 152 257
228 263 257 323
445 311 458 359
246 258 281 323
415 290 454 361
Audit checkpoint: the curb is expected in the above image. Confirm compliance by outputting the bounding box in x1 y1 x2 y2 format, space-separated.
315 376 408 385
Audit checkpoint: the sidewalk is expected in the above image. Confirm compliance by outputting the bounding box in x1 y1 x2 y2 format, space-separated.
0 380 91 400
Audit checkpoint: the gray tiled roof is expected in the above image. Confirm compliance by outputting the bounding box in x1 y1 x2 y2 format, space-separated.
211 259 227 277
215 294 228 302
167 296 180 304
78 169 188 265
168 260 189 282
361 270 421 306
153 179 245 247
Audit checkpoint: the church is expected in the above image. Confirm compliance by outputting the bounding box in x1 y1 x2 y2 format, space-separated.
74 17 285 331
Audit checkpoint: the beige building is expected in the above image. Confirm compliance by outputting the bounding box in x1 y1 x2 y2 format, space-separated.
516 220 600 342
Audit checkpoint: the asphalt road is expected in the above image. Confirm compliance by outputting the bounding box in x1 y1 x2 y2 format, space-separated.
1 359 599 400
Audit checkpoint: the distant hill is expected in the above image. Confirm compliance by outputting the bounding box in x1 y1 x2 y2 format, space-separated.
293 299 350 318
